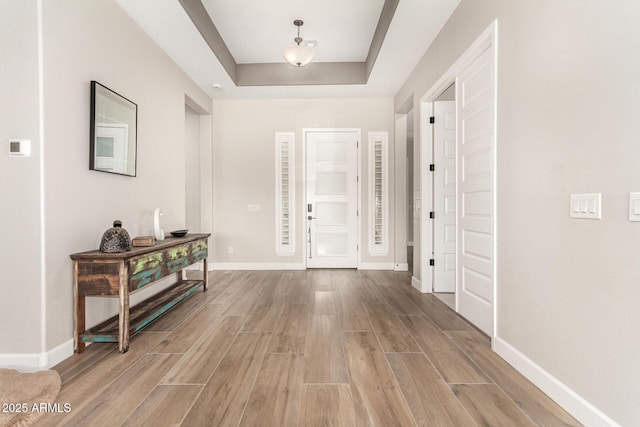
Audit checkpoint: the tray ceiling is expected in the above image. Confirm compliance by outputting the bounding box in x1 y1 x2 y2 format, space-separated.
115 0 461 98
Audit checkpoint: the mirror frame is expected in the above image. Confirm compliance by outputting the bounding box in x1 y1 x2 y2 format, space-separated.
89 81 138 177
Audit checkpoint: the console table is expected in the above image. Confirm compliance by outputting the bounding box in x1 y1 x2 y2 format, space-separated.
70 233 210 353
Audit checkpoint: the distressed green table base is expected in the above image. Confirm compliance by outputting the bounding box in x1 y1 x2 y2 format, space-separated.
71 234 211 353
80 280 203 344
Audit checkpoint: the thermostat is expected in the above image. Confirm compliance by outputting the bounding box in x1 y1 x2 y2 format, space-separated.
9 139 31 157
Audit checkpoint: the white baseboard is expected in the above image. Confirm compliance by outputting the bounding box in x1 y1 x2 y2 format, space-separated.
411 276 421 290
394 263 409 271
494 337 619 427
47 338 74 368
0 338 73 372
358 262 394 270
186 261 214 271
212 262 305 271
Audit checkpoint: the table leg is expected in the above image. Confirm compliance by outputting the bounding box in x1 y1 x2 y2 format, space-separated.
73 261 86 353
203 258 209 291
118 260 130 353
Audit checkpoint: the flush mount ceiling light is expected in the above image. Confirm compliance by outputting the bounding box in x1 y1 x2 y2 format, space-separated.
283 20 314 67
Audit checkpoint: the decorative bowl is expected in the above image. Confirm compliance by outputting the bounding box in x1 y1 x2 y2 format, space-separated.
170 229 188 237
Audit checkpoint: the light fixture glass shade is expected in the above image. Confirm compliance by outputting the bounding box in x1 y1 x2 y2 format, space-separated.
283 44 314 67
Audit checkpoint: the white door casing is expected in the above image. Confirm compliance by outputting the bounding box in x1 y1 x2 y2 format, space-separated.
456 46 494 336
305 130 359 268
433 100 456 292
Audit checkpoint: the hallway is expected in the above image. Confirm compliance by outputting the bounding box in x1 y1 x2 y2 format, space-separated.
40 270 579 426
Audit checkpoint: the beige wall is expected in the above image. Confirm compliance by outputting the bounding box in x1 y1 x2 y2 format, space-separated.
211 98 394 267
396 0 640 424
42 0 212 348
1 0 212 362
0 0 43 355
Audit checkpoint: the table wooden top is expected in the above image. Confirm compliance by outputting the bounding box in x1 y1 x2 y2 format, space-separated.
70 233 211 260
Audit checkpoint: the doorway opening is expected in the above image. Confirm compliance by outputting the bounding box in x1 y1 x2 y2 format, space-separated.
419 21 497 338
406 109 415 273
431 83 456 309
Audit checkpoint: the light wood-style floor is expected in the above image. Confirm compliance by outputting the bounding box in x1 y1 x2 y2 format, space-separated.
37 270 581 426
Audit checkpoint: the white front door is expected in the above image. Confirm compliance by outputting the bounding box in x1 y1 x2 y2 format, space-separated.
456 47 495 336
306 130 358 268
433 99 456 292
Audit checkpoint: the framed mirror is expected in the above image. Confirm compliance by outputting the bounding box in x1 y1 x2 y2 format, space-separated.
90 81 137 177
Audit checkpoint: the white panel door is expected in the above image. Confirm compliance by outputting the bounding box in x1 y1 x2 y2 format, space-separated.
457 47 494 335
433 100 456 292
306 131 358 268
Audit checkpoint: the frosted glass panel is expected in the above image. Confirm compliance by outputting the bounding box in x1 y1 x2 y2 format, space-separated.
317 202 347 225
316 172 347 195
316 233 348 256
316 141 346 162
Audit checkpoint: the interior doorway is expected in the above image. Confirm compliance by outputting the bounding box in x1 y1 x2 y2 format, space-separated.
432 84 456 306
406 108 414 272
420 22 497 338
185 105 201 232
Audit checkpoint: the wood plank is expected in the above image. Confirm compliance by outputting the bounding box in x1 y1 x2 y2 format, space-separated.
35 333 167 426
375 283 424 315
451 384 537 426
181 332 271 427
143 290 207 332
242 300 284 332
224 276 263 315
57 353 182 427
161 316 245 385
150 303 226 353
53 341 117 385
70 234 210 260
204 271 254 305
121 384 202 427
386 352 475 426
334 291 371 332
300 384 357 427
274 271 309 304
239 353 304 426
363 302 420 352
403 290 474 331
446 331 581 426
77 260 121 296
309 269 333 291
303 315 349 384
268 303 308 354
333 271 387 304
342 332 415 426
399 315 489 383
313 291 336 315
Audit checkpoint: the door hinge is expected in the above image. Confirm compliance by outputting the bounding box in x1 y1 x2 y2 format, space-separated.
357 210 359 217
429 164 435 172
429 116 435 124
357 176 359 182
429 211 435 219
357 244 359 251
357 141 359 148
429 259 435 266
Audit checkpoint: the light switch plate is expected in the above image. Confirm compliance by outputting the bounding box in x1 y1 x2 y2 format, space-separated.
247 204 261 212
570 193 601 219
629 193 640 221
